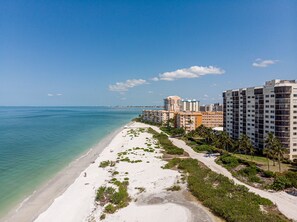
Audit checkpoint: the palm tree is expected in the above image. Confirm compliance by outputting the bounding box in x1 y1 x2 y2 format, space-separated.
264 132 275 171
219 131 233 151
238 134 253 158
273 138 286 172
247 143 256 159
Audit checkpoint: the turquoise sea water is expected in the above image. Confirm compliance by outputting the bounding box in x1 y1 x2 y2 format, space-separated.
0 106 140 217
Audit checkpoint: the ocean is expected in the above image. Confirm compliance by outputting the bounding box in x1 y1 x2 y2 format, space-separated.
0 106 140 217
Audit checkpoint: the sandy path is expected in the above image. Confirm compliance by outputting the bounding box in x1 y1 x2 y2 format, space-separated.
150 125 297 221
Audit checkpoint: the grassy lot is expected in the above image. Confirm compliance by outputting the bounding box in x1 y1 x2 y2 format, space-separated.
234 154 292 173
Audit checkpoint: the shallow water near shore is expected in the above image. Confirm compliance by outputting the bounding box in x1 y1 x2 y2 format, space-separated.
0 106 140 217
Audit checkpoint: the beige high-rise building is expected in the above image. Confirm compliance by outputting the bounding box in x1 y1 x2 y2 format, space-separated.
176 112 202 132
164 96 181 112
201 111 223 128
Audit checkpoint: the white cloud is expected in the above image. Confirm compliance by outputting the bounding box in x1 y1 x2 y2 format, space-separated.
204 94 209 97
155 66 225 81
109 79 147 92
252 58 278 68
48 93 62 97
151 77 159 81
148 91 153 94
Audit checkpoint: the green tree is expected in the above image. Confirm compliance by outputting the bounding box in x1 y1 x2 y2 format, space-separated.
238 134 254 158
273 138 286 172
219 131 233 151
263 132 275 171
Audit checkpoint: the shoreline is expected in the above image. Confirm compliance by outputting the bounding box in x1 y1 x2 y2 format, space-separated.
31 122 215 222
1 122 132 222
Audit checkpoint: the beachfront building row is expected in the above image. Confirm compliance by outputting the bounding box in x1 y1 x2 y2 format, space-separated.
223 79 297 160
142 110 175 124
200 103 223 112
142 109 223 131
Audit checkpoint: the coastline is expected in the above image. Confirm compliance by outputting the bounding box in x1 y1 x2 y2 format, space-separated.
30 122 216 222
1 122 132 222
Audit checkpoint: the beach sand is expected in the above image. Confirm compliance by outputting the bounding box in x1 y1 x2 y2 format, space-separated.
4 122 217 222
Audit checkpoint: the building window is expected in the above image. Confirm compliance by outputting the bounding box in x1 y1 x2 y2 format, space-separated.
271 95 275 97
265 95 269 98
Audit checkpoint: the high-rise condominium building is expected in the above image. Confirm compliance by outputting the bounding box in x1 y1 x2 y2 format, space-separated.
201 111 223 128
181 99 200 112
164 96 181 112
199 103 223 112
176 112 202 132
223 79 297 160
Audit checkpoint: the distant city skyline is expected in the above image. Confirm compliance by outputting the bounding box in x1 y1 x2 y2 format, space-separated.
1 0 296 106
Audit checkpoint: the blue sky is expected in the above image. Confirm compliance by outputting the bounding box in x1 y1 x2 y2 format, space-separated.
0 0 296 106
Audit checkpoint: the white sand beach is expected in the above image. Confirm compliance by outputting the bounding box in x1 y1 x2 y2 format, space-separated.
4 122 216 222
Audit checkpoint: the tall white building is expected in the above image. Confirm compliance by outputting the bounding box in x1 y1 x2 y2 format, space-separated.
223 79 297 160
181 99 199 112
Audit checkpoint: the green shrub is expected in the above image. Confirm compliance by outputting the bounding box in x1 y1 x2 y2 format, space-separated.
100 213 106 220
164 158 181 169
104 204 116 214
282 171 297 188
112 171 119 176
263 170 275 178
148 128 184 155
166 185 181 191
193 144 216 152
270 176 292 191
96 180 130 214
170 158 288 222
219 154 240 168
99 161 114 168
238 165 259 177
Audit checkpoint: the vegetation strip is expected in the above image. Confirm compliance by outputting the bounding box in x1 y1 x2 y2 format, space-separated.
147 127 184 155
165 158 290 222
